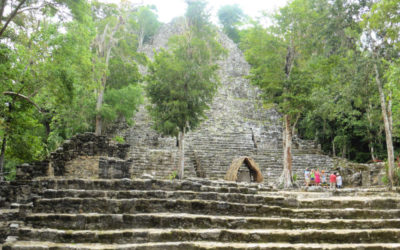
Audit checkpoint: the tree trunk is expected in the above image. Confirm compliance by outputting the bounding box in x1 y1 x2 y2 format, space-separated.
332 139 336 157
279 115 293 188
95 74 106 136
373 61 395 188
138 28 144 51
341 143 346 158
367 103 376 162
93 17 123 136
369 142 377 162
388 90 393 135
0 136 7 181
178 130 185 179
278 44 295 189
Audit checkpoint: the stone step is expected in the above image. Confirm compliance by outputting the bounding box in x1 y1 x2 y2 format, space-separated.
5 241 400 250
36 179 259 194
41 189 284 205
25 213 400 230
296 197 400 209
263 188 400 195
13 227 400 244
40 189 400 209
33 198 400 219
0 220 22 244
0 209 19 221
332 188 400 196
185 178 271 189
0 208 20 243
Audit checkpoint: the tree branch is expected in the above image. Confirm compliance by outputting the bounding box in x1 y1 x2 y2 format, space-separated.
16 3 49 14
0 0 27 38
3 91 42 112
0 0 7 25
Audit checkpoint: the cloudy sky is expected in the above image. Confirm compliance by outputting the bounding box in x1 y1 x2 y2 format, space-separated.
127 0 289 24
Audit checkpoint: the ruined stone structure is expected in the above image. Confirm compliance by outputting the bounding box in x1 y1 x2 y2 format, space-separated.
1 20 398 249
115 19 335 184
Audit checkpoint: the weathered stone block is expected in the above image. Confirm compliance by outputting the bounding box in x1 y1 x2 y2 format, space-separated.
16 161 49 180
98 157 133 179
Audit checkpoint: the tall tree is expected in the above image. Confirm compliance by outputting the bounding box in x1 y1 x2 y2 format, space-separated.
217 4 245 43
135 6 160 50
146 0 224 179
363 0 400 188
297 0 382 162
91 1 145 135
242 0 323 188
91 2 124 136
0 0 92 180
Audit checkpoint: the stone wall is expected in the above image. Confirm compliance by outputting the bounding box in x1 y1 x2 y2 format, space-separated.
16 161 49 181
64 156 101 179
333 158 386 187
16 133 130 180
51 133 130 176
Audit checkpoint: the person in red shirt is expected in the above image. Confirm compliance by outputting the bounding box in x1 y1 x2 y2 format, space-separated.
330 172 337 189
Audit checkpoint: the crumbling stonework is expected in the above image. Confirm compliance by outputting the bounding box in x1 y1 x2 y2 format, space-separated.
64 156 100 179
333 157 386 187
99 157 133 179
16 161 49 181
50 133 130 176
0 181 11 208
15 133 130 180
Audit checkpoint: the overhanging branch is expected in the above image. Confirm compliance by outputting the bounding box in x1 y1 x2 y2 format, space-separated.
3 91 43 112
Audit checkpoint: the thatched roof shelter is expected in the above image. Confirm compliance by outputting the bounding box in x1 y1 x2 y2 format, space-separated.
224 157 264 183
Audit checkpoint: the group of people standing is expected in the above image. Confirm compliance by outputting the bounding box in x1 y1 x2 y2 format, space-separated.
304 168 342 188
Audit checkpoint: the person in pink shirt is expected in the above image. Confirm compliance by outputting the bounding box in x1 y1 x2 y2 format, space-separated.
315 169 321 186
330 172 337 189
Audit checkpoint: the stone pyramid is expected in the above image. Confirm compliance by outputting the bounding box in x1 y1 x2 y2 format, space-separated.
118 20 334 184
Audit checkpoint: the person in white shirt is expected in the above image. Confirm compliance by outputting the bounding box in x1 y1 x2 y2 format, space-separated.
336 173 343 188
304 169 310 186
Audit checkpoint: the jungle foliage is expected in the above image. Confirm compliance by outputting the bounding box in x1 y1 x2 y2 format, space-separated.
0 0 159 180
237 0 400 187
1 0 399 186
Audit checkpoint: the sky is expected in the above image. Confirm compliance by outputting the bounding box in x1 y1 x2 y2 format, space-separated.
131 0 289 24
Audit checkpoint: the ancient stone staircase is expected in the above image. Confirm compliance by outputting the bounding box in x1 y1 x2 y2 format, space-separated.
3 178 400 249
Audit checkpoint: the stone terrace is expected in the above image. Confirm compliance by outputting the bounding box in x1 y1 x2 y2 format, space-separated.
2 177 400 249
